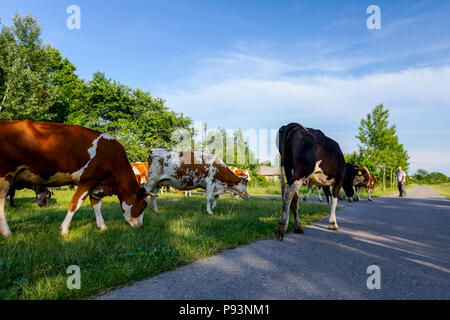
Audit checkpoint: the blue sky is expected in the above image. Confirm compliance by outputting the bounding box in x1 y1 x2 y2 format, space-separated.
1 0 450 174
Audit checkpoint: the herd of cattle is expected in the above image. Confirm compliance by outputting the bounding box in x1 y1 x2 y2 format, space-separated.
0 120 378 241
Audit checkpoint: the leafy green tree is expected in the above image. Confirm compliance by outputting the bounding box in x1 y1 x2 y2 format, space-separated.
411 170 449 185
356 104 409 189
0 13 57 120
46 47 85 123
68 72 191 161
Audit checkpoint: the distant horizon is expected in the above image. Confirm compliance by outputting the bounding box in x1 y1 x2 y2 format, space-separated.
1 0 449 175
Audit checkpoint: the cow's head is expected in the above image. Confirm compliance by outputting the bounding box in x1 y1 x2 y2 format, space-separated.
342 163 359 202
226 178 250 200
369 176 379 190
121 187 152 228
34 187 53 207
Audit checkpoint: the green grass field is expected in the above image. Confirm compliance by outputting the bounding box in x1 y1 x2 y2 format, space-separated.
430 183 450 199
0 188 328 300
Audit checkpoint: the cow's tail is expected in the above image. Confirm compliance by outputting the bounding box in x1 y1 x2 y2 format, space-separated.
277 126 287 197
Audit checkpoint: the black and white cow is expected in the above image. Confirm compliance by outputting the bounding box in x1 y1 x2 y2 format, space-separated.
8 185 53 207
275 123 357 241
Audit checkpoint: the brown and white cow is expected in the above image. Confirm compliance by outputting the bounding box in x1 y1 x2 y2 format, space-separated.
353 166 378 201
145 149 249 214
275 123 357 241
0 120 150 237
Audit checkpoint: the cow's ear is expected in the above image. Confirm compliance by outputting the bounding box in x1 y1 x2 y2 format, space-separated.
137 187 158 198
137 187 147 199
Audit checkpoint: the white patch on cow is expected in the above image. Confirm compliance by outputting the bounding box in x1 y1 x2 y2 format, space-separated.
72 134 114 183
132 166 141 176
308 160 335 186
99 133 115 140
61 191 88 235
122 201 142 228
93 201 107 230
353 175 366 187
305 185 313 200
329 196 339 229
92 188 103 196
317 187 323 202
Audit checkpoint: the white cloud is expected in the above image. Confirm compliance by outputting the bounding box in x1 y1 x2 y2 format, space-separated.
159 54 450 174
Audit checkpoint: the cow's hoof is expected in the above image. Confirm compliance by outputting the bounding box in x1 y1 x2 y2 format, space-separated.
329 222 339 231
347 198 353 203
319 199 324 202
293 225 304 234
61 229 70 236
1 229 12 238
274 225 286 241
97 224 108 231
303 197 307 202
368 198 373 201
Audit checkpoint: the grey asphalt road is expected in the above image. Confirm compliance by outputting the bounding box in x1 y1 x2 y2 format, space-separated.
98 186 450 300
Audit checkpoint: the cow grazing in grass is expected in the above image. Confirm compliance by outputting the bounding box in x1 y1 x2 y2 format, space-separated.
353 166 378 201
228 166 250 198
145 149 249 214
275 123 356 241
7 185 53 207
0 120 150 238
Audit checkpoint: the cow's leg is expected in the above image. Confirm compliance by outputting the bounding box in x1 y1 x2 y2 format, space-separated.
303 184 312 201
151 195 159 213
329 186 340 230
323 186 331 204
145 182 160 213
367 187 373 201
275 179 303 241
353 187 358 201
211 194 219 210
60 184 91 236
8 187 16 208
317 186 324 202
90 196 107 231
205 185 214 214
291 192 304 234
0 179 12 238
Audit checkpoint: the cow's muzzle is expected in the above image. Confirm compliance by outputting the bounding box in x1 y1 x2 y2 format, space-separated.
125 215 144 228
240 191 250 200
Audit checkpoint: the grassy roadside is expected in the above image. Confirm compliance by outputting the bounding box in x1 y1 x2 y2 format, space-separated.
0 189 328 300
429 183 450 199
248 181 418 198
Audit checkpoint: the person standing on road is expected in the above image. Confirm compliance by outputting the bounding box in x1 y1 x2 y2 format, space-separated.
397 167 407 197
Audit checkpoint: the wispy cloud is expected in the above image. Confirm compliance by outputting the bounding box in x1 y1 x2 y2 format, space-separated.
160 52 450 174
